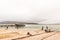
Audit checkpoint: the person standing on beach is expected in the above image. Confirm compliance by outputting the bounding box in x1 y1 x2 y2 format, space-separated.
46 26 48 29
42 26 44 30
6 26 8 30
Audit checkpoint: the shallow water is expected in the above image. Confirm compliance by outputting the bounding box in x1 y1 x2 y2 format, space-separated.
0 24 60 31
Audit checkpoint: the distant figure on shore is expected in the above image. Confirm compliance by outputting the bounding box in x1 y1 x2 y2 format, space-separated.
7 26 8 29
42 26 44 30
6 26 8 30
45 26 51 32
46 26 48 29
27 32 32 36
45 26 49 32
45 29 48 32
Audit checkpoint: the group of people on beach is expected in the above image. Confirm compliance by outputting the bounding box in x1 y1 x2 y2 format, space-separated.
27 26 51 36
42 26 51 32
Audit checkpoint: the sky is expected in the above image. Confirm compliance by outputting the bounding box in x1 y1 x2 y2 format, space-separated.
0 0 60 24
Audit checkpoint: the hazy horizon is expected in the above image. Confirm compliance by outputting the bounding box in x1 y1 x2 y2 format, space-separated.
0 0 60 24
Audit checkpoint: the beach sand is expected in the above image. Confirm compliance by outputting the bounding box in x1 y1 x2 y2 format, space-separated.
18 32 56 40
0 29 43 40
0 29 59 40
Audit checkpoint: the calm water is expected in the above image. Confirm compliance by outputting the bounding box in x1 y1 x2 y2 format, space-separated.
24 24 60 31
0 24 60 31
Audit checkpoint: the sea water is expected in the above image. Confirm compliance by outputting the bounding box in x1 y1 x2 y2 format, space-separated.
24 24 60 31
0 24 60 31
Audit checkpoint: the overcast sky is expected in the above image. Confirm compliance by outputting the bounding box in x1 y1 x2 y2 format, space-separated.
0 0 60 24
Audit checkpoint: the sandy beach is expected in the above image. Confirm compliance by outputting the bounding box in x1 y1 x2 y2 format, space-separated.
0 29 43 40
0 29 59 40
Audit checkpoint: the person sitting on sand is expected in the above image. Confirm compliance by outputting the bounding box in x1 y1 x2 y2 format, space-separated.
27 32 32 36
45 29 48 32
45 29 52 33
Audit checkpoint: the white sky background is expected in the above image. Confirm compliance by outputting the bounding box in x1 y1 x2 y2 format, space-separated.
0 0 60 24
